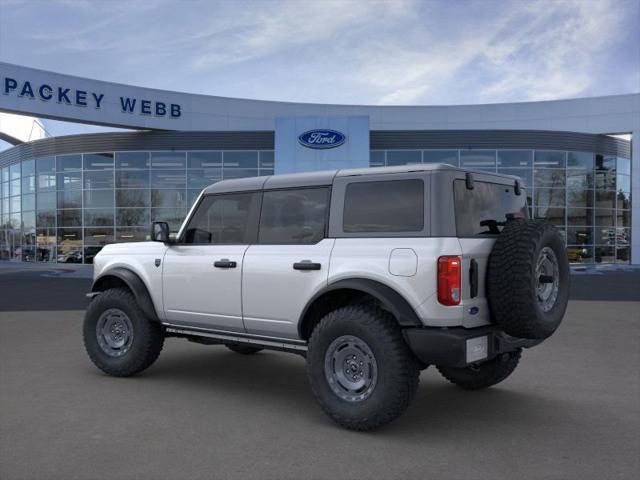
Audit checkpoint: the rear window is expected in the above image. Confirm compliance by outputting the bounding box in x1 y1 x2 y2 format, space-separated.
454 180 528 236
343 179 424 233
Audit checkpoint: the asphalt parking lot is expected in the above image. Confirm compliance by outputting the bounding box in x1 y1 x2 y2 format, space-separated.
1 267 639 480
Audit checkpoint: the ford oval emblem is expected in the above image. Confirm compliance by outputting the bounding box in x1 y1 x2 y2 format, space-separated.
298 129 346 149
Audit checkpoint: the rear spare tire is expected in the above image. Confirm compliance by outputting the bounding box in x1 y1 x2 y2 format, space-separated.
487 219 569 339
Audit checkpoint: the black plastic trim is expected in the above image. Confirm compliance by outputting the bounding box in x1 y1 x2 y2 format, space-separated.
91 267 159 322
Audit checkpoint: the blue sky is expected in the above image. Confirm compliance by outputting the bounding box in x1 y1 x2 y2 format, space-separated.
0 0 638 142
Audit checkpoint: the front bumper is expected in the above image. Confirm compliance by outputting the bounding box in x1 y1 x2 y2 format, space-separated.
403 326 542 368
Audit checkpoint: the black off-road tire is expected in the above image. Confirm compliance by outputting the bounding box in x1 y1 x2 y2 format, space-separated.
487 219 569 339
83 288 164 377
226 344 263 355
306 304 420 431
437 350 522 390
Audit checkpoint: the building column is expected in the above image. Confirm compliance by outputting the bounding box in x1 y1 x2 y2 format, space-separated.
631 129 639 265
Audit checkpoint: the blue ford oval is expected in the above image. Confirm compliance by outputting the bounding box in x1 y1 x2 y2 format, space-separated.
298 129 346 149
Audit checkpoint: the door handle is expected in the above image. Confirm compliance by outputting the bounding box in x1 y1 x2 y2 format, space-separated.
214 259 237 269
293 261 321 271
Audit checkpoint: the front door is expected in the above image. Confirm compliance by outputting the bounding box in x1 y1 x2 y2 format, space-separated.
162 191 260 331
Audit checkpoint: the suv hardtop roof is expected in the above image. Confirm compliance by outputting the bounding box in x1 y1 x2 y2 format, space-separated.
202 163 523 195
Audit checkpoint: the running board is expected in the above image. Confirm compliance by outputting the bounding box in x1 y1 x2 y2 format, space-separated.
163 323 308 353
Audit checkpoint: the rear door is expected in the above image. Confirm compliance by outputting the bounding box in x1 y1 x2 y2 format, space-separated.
242 187 333 339
162 192 260 331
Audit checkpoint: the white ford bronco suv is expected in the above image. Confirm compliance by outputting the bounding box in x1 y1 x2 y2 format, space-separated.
84 164 569 430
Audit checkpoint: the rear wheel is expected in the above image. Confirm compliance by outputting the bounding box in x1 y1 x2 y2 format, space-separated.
306 304 420 431
437 350 521 390
83 288 164 377
225 344 263 355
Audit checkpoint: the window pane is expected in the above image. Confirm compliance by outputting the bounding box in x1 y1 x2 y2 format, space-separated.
595 209 615 226
386 151 421 166
616 191 631 210
37 173 56 191
84 246 104 264
36 211 55 228
567 169 593 189
616 210 630 227
57 154 82 171
223 168 258 179
534 206 564 225
57 209 82 227
616 227 631 247
497 150 532 168
498 168 532 188
22 159 35 176
36 157 55 174
616 174 630 193
183 193 258 244
150 151 186 169
460 150 496 170
595 227 616 245
344 180 424 233
224 151 258 168
534 188 565 207
84 153 114 170
116 152 149 169
566 189 594 208
22 193 35 211
151 189 187 208
616 157 630 176
423 150 458 165
187 169 222 189
616 246 630 263
57 171 82 190
534 169 565 188
567 151 594 169
116 170 149 188
259 188 329 244
84 190 114 209
117 208 150 227
84 228 114 246
567 208 593 226
595 191 616 209
10 178 20 196
10 196 20 213
596 155 616 172
117 189 150 208
259 151 274 168
370 151 385 167
57 190 82 209
567 246 593 264
455 181 528 236
84 170 114 189
567 227 592 245
21 175 36 194
534 151 566 168
2 166 10 183
151 170 186 188
84 209 115 226
187 151 222 169
116 227 149 242
595 246 615 264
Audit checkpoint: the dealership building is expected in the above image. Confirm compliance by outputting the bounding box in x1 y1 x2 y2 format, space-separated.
0 62 638 265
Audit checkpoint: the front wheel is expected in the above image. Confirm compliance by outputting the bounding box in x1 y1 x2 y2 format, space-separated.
83 288 164 377
436 350 521 390
306 305 420 431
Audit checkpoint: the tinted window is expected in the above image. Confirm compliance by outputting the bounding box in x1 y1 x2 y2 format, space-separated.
259 188 329 244
454 180 528 236
184 193 258 244
343 180 424 233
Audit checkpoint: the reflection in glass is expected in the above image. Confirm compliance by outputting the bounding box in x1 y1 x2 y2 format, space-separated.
150 152 186 168
57 209 82 227
57 190 82 209
497 150 532 168
84 190 114 209
386 150 421 166
423 150 458 165
534 151 566 168
567 208 593 226
83 153 114 170
116 152 149 169
594 209 615 226
370 151 385 167
460 150 496 169
595 246 615 264
36 157 55 173
151 189 187 209
566 246 593 264
57 155 82 171
151 170 186 189
567 152 594 169
116 170 149 188
534 188 565 207
117 189 150 208
534 169 565 188
566 227 592 245
223 151 258 168
84 209 115 226
117 208 149 226
187 151 222 169
84 170 114 189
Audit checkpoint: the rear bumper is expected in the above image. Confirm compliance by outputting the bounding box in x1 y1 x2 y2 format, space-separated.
402 326 542 368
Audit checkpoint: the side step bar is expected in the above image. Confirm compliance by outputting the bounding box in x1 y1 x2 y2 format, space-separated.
163 323 308 354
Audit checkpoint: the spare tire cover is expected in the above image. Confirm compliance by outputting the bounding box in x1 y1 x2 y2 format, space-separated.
487 219 570 339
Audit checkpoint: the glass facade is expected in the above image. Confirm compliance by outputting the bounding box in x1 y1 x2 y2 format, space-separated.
371 149 632 264
0 147 631 265
0 150 274 263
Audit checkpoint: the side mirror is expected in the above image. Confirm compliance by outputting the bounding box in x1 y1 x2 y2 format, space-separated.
151 221 170 243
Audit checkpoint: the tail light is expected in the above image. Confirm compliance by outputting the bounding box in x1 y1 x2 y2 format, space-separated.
438 256 461 306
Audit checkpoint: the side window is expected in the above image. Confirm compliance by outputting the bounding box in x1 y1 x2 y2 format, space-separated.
258 188 329 244
183 193 259 244
343 179 424 233
453 180 529 236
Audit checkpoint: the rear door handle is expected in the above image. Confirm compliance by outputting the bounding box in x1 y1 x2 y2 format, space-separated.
214 259 237 269
293 261 321 271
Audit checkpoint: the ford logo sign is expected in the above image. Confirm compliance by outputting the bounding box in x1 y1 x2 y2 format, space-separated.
298 129 346 149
